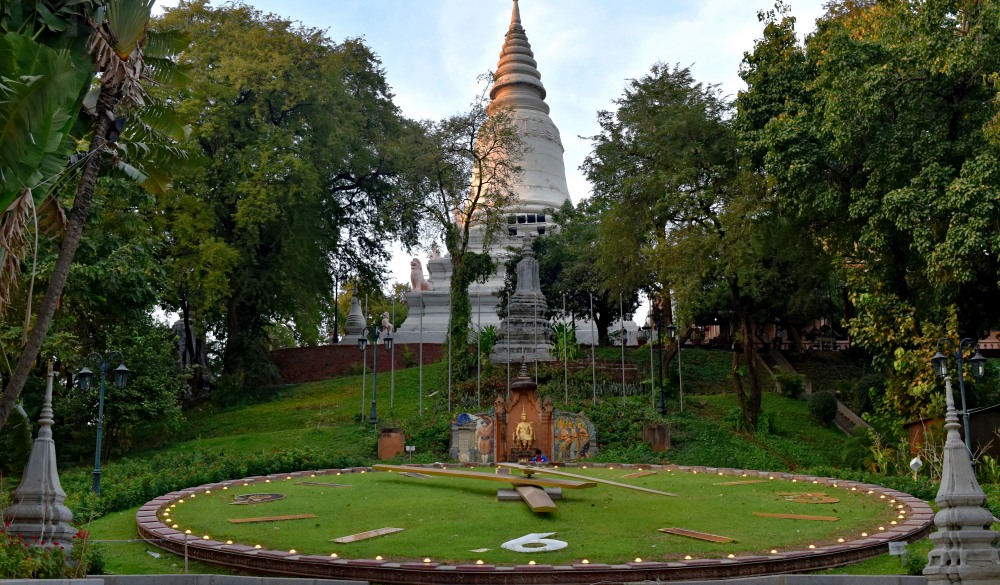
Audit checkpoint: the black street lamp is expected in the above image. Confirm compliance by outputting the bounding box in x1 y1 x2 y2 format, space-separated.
359 321 393 427
77 351 129 496
931 338 987 461
666 323 684 413
644 320 667 415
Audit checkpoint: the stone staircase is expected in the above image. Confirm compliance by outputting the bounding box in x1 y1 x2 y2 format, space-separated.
765 349 870 436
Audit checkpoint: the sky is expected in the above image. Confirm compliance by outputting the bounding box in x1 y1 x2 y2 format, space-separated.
154 0 828 315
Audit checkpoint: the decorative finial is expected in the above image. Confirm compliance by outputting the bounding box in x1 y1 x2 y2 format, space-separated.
491 0 548 113
518 358 529 379
510 0 521 29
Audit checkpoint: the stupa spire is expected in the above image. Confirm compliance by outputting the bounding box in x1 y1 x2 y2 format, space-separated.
490 0 548 114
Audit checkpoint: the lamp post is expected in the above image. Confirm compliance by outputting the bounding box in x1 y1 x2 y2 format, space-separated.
77 352 129 496
931 338 987 461
666 323 684 413
620 326 628 406
642 321 654 409
924 337 1000 582
359 320 394 427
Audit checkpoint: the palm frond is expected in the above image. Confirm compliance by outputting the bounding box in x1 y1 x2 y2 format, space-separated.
0 32 92 208
88 0 154 105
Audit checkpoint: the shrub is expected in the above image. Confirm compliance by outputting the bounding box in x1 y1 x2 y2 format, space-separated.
723 407 776 434
400 345 418 368
843 372 884 414
403 415 451 456
0 529 101 578
585 399 661 452
774 369 805 399
808 391 838 426
901 550 927 575
978 455 1000 485
60 447 369 519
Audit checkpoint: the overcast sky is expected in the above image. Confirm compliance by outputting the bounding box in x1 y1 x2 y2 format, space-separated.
155 0 828 304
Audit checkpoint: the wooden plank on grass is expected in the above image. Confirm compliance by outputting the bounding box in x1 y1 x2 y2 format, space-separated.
515 485 557 513
332 527 404 544
398 472 432 479
498 487 562 501
716 480 768 486
658 527 735 543
296 481 350 488
753 512 840 522
622 470 657 479
497 462 676 496
228 514 316 524
373 464 596 489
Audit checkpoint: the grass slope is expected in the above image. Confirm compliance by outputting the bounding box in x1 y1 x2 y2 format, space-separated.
71 350 927 575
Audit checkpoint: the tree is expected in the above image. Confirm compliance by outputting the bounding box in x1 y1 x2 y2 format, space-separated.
1 0 169 433
583 63 778 429
406 80 523 381
54 318 183 461
156 1 420 389
738 0 1000 420
0 0 98 309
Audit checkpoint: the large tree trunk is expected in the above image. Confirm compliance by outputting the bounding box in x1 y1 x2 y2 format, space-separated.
738 313 763 430
0 83 117 432
447 251 473 383
728 277 762 431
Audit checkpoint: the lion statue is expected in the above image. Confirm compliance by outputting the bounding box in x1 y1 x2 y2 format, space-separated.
410 258 433 292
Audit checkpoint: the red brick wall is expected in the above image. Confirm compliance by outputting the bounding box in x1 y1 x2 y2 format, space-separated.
271 343 445 384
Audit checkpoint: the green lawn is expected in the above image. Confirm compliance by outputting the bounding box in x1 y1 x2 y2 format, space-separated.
55 352 970 576
162 467 900 566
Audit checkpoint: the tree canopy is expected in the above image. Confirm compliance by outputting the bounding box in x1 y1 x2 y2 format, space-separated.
737 0 1000 420
156 1 422 388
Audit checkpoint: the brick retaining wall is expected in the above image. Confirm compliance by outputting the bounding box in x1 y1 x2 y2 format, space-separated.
272 344 445 384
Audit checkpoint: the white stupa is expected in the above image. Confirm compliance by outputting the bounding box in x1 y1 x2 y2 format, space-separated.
397 0 573 343
467 0 573 327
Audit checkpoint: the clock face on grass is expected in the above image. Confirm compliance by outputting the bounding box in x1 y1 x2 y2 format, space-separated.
159 466 904 566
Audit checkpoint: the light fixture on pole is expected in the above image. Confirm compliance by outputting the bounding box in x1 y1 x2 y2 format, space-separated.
924 337 1000 582
359 321 393 427
77 351 129 495
931 337 987 461
666 323 683 413
642 320 654 409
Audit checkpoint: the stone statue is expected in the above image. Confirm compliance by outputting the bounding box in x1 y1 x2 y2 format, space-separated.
430 242 442 259
514 240 540 295
513 411 535 450
476 415 494 464
410 258 433 292
381 311 394 333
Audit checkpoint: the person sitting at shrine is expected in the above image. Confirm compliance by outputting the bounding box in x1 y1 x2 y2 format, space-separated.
530 448 548 463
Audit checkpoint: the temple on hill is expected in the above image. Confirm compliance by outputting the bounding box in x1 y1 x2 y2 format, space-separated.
393 1 635 349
